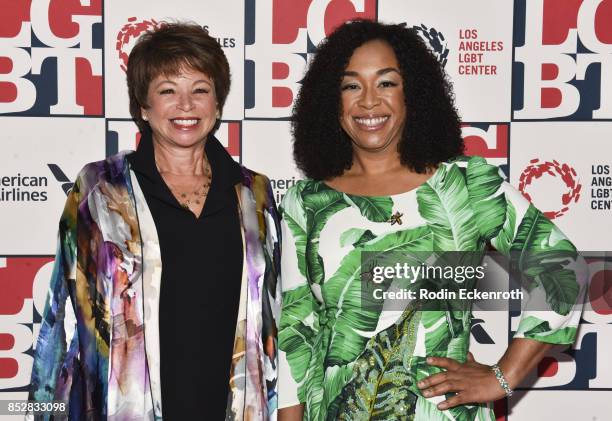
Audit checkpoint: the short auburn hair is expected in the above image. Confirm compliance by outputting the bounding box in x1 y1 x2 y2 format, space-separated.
126 22 231 132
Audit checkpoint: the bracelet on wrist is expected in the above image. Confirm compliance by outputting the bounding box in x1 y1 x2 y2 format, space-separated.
491 363 513 397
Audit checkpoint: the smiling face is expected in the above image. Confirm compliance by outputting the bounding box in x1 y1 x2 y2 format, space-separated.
141 67 218 149
339 39 406 153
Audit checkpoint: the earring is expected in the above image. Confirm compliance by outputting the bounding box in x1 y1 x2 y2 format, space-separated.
142 115 148 121
216 111 220 119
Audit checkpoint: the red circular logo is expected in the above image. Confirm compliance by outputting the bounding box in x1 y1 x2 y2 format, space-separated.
518 159 582 219
116 17 161 72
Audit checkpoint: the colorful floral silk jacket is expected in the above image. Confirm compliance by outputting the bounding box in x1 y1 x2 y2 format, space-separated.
28 151 281 420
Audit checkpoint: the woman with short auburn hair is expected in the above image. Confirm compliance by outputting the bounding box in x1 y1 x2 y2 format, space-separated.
29 22 280 421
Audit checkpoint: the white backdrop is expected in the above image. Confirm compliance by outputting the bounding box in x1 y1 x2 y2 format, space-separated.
1 1 611 420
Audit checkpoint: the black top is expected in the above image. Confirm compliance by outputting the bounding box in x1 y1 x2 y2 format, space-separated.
128 131 243 420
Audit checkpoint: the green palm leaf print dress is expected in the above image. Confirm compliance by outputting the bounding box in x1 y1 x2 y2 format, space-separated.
277 156 585 421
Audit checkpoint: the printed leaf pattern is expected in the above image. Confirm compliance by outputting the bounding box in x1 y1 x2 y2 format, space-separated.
334 307 421 420
509 205 579 315
490 199 516 256
515 316 577 343
539 269 580 315
282 183 309 278
303 186 349 285
414 398 491 421
278 158 585 421
465 157 506 241
417 164 479 251
278 285 319 384
339 228 376 248
324 226 433 366
344 195 394 223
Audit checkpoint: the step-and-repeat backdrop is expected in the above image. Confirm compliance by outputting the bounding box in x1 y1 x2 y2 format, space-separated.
1 1 611 419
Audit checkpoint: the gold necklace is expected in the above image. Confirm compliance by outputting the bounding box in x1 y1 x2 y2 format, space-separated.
159 157 212 210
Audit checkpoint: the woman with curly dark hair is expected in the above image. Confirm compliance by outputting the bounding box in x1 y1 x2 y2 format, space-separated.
277 20 585 420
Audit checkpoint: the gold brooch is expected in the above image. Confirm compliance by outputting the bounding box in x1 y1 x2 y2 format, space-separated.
388 211 403 225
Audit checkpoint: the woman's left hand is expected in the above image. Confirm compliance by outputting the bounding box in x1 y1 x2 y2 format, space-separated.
417 352 505 410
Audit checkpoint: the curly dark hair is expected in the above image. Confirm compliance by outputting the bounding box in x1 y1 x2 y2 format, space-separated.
292 20 463 180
